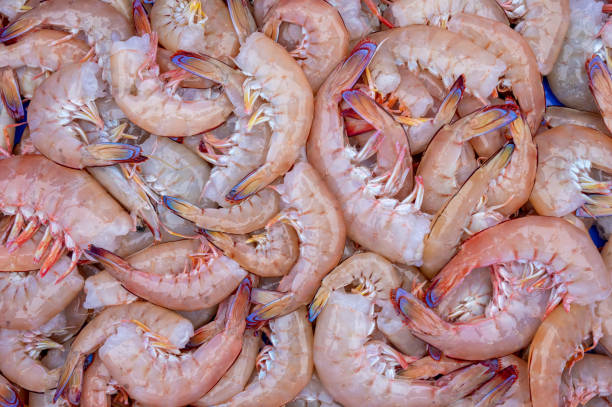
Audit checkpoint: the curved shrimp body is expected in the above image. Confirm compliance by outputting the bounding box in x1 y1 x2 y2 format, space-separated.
514 0 570 75
150 0 238 62
97 280 251 407
307 42 432 266
0 155 135 279
261 0 349 92
446 13 545 134
544 106 610 136
215 307 313 407
194 330 260 406
81 355 113 407
164 188 280 234
0 259 84 331
110 34 232 137
530 125 612 217
0 0 133 82
28 62 145 169
246 162 345 322
55 301 194 404
86 239 248 311
204 222 299 277
562 354 612 407
427 216 610 316
385 0 509 28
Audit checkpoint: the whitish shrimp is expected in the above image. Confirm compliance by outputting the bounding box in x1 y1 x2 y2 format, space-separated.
54 301 194 404
28 62 145 169
245 162 345 322
530 124 612 217
86 239 247 311
96 280 251 407
0 155 139 279
544 106 610 136
514 0 570 75
0 257 84 330
307 42 432 266
261 0 349 92
561 354 612 406
205 222 299 277
211 306 313 407
150 0 238 62
0 0 134 82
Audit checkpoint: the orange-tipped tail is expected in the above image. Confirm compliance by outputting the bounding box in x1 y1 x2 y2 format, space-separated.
84 143 147 167
171 51 234 86
163 195 204 223
433 75 465 126
0 68 24 121
246 292 294 326
226 165 272 203
0 380 23 407
227 0 257 43
462 104 519 140
0 17 36 42
133 0 152 36
54 355 84 405
85 245 135 276
326 41 377 97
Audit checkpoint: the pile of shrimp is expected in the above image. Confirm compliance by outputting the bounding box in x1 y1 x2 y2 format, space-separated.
3 0 612 405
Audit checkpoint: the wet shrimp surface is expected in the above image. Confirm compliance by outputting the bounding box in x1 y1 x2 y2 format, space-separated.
2 0 612 406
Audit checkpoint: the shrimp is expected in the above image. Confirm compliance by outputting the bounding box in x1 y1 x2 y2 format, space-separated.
80 355 113 407
204 222 299 277
245 162 345 322
307 41 432 266
95 280 251 407
261 0 349 92
0 257 84 330
514 0 570 75
150 0 238 62
286 373 341 407
193 330 259 406
0 0 134 82
28 62 146 169
163 188 280 234
0 155 139 280
211 306 313 407
544 106 610 136
0 233 39 271
325 0 381 42
54 301 194 404
561 354 612 407
85 239 248 311
420 143 515 277
0 373 24 407
529 124 612 217
448 365 520 407
587 55 612 134
110 33 232 137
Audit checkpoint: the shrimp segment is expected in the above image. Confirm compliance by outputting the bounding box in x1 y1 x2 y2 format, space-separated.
562 354 612 406
384 0 509 27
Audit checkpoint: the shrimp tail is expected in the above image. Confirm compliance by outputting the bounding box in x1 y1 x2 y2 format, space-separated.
250 288 284 304
203 230 234 250
308 286 331 322
437 363 499 403
83 143 147 166
227 0 257 43
0 17 36 42
226 277 253 332
326 41 377 97
393 288 446 336
342 89 394 131
433 75 465 126
163 195 203 223
85 245 136 275
187 321 223 348
133 0 152 36
0 380 23 407
171 51 234 86
246 293 294 326
0 68 24 120
226 165 272 203
343 110 376 136
472 365 518 406
462 104 519 140
54 355 84 405
586 55 612 115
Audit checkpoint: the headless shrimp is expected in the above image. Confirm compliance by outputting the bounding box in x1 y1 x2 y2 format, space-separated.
544 106 610 136
562 354 612 407
261 0 349 92
245 162 345 322
54 301 194 404
96 280 251 407
384 0 508 27
204 222 299 277
150 0 238 62
86 239 248 311
530 124 612 217
0 257 84 330
28 62 145 169
0 0 134 82
0 155 137 279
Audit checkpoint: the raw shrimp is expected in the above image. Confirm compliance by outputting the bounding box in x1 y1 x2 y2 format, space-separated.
150 0 238 62
0 234 39 271
84 269 136 309
193 330 259 406
314 289 505 407
164 188 280 234
86 239 248 311
213 306 313 407
0 155 138 279
80 356 113 407
245 162 345 322
28 62 146 169
261 0 349 91
204 222 299 277
416 104 517 215
446 13 545 134
514 0 570 75
110 33 232 137
96 280 251 407
530 124 612 217
562 354 612 406
0 0 134 82
0 257 84 330
0 373 24 407
286 374 341 407
307 41 432 266
587 55 612 133
448 366 519 407
325 0 381 41
420 144 515 277
54 301 194 404
544 106 610 135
